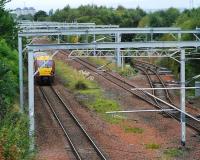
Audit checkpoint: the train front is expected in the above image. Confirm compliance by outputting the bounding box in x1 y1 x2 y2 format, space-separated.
34 54 55 84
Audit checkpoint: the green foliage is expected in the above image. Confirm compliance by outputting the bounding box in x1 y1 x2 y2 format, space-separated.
18 14 34 21
138 8 180 27
55 60 96 90
145 143 160 149
0 39 18 120
0 112 33 160
0 0 11 9
88 98 123 124
0 39 33 159
88 57 137 78
164 148 183 157
51 5 146 27
75 80 88 90
118 65 137 77
123 126 144 134
34 10 48 21
0 8 17 48
89 98 120 113
0 1 33 158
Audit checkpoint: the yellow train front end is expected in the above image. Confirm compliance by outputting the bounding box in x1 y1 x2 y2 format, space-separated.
34 54 55 85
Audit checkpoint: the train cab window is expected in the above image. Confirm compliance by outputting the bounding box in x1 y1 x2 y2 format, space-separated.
37 60 53 68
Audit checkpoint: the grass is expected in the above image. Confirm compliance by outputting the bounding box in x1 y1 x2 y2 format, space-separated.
123 125 144 134
164 148 183 158
56 60 97 90
88 57 117 71
55 60 123 123
88 57 137 77
145 143 160 149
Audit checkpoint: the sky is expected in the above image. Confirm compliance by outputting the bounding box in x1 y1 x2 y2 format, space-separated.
5 0 200 12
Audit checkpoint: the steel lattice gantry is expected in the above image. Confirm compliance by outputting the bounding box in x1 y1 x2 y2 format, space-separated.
18 25 200 149
26 40 200 148
27 41 200 50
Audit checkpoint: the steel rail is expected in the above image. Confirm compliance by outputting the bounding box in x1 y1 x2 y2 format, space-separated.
39 86 82 160
40 86 107 160
69 56 200 133
134 60 174 105
133 61 200 132
69 56 161 108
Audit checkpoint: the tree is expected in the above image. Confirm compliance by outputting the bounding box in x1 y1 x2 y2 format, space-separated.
0 6 17 48
18 14 33 21
34 10 48 21
0 0 11 9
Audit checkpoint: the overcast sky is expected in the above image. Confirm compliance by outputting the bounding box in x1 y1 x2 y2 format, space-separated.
5 0 200 12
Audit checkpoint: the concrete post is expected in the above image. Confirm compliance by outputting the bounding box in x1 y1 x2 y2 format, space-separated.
28 50 35 150
58 34 60 44
18 36 24 112
93 34 96 56
116 33 122 67
178 32 182 41
195 81 200 97
150 29 153 41
180 49 186 146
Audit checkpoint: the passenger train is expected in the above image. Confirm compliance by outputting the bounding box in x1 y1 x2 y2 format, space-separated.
34 52 55 84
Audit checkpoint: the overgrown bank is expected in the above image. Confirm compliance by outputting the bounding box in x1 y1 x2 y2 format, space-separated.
0 1 33 159
0 39 33 159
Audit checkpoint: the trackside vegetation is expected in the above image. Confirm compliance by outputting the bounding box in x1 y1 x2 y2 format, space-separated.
88 57 137 78
55 60 124 123
0 40 33 159
0 1 33 159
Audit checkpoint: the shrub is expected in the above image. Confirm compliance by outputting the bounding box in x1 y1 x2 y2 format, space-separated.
0 112 33 160
75 80 88 90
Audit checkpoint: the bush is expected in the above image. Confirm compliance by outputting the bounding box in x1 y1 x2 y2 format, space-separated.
0 39 18 120
0 39 33 159
0 112 33 160
118 65 137 77
75 80 88 90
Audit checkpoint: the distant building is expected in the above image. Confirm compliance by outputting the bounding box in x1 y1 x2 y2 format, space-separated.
13 7 36 17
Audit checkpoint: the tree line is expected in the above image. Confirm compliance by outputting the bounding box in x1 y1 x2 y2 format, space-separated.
29 5 200 82
27 5 200 29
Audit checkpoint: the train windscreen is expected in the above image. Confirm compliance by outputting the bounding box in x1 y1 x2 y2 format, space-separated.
37 60 53 68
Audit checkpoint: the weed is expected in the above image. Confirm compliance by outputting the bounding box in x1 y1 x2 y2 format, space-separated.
145 143 160 149
124 125 144 134
104 115 124 124
164 148 183 157
118 65 137 77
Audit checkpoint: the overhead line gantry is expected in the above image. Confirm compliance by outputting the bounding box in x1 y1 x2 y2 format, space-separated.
17 22 200 149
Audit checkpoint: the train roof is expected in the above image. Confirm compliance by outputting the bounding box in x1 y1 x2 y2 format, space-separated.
34 52 48 58
35 55 52 61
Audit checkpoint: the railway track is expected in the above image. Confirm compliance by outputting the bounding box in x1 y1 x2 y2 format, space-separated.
133 60 174 106
68 56 200 134
39 86 107 160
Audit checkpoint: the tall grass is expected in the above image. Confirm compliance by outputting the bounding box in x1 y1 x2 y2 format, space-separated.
56 60 123 123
